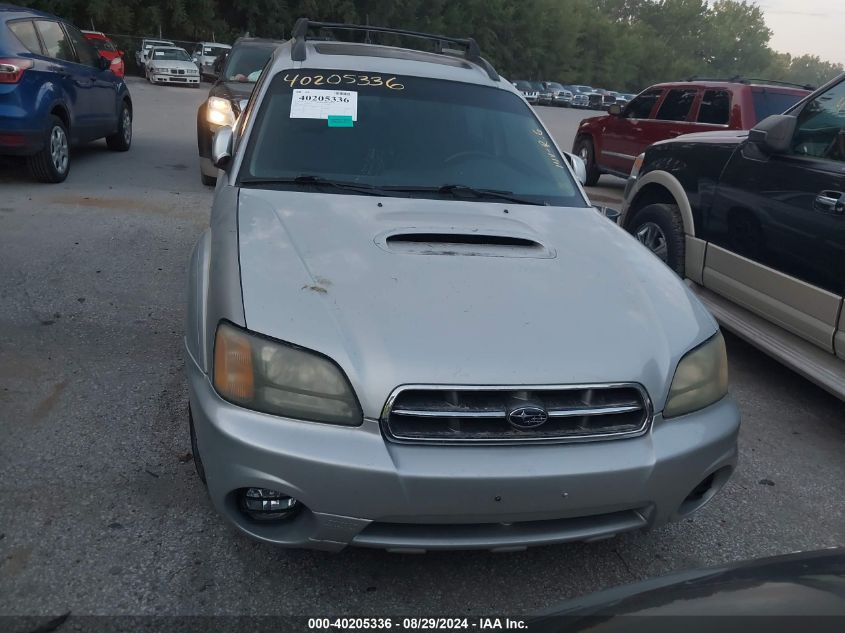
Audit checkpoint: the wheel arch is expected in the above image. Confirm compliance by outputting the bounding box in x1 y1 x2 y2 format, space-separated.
573 131 594 152
622 170 696 236
49 103 70 131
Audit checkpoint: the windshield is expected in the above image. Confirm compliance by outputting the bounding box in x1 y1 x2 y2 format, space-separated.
753 90 806 122
151 48 191 62
240 70 586 207
224 45 275 83
144 41 172 50
88 38 116 52
513 80 531 90
203 45 229 57
546 82 565 91
530 81 545 91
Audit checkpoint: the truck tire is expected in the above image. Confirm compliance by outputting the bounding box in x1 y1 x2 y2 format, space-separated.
628 203 686 277
573 136 601 186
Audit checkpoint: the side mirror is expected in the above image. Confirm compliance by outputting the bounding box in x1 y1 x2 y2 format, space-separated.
212 126 234 169
608 103 622 116
565 152 588 185
748 114 797 154
594 206 621 223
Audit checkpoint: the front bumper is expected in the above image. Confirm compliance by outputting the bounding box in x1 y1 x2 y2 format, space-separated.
187 348 740 552
150 73 199 85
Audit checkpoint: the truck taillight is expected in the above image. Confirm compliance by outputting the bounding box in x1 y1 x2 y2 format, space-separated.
0 58 33 83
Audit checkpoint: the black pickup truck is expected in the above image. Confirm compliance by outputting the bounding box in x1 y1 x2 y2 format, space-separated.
620 73 845 401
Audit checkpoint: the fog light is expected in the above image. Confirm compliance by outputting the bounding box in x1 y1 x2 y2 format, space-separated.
238 487 300 521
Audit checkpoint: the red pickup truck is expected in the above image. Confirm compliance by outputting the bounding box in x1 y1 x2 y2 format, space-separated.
573 79 811 185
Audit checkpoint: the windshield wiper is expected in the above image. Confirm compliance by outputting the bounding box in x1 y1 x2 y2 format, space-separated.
239 175 390 197
385 184 546 206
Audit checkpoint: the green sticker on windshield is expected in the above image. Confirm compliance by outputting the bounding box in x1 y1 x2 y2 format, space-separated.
328 115 354 128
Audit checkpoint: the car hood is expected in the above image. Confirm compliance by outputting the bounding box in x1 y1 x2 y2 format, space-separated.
148 60 195 70
210 81 254 102
532 548 845 622
236 190 717 418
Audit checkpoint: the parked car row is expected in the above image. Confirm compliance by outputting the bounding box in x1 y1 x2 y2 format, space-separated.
512 80 634 109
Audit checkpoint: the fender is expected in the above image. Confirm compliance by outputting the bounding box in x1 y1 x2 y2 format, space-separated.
622 170 696 237
186 228 212 372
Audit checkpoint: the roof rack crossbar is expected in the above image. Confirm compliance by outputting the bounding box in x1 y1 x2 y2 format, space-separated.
290 18 499 81
685 75 814 90
742 77 816 91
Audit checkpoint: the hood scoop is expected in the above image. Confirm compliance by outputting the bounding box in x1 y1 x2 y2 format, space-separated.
376 229 555 259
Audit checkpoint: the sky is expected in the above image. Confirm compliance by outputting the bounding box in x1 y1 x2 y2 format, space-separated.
756 0 845 65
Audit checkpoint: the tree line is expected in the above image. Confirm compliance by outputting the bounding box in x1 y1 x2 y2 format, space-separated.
16 0 844 91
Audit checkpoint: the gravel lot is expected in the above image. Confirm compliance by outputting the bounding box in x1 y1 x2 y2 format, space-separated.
0 78 843 618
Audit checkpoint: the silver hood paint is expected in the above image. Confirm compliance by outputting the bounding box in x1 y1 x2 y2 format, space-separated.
237 190 718 418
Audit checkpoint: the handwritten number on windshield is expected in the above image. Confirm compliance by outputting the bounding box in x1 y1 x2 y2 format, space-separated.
283 73 404 90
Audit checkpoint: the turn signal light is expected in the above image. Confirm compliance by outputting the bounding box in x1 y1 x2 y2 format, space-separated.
213 323 255 402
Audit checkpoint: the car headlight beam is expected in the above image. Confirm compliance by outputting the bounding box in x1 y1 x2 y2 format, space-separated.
213 322 363 426
664 332 729 418
207 96 235 127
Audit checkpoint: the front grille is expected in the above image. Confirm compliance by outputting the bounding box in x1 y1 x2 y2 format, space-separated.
382 384 651 444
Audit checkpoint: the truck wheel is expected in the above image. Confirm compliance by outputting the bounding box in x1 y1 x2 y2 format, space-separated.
629 203 686 277
106 102 132 151
27 115 70 183
573 137 600 186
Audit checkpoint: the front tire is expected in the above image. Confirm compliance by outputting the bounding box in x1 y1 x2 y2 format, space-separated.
573 136 601 186
106 102 132 151
628 203 686 276
27 115 70 183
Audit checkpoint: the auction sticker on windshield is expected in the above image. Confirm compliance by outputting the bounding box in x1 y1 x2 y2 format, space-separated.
290 89 358 122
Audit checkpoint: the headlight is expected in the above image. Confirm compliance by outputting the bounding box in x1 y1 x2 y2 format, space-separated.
664 332 728 418
213 322 362 426
630 153 645 180
207 96 235 127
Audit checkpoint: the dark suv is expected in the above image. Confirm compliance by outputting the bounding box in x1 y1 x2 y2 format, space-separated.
620 73 845 400
0 4 132 182
196 37 282 185
574 79 810 185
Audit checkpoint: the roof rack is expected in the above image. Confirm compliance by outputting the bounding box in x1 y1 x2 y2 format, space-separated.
741 77 815 91
289 18 499 82
685 75 815 90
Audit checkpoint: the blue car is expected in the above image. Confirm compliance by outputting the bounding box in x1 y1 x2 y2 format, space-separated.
0 4 132 182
